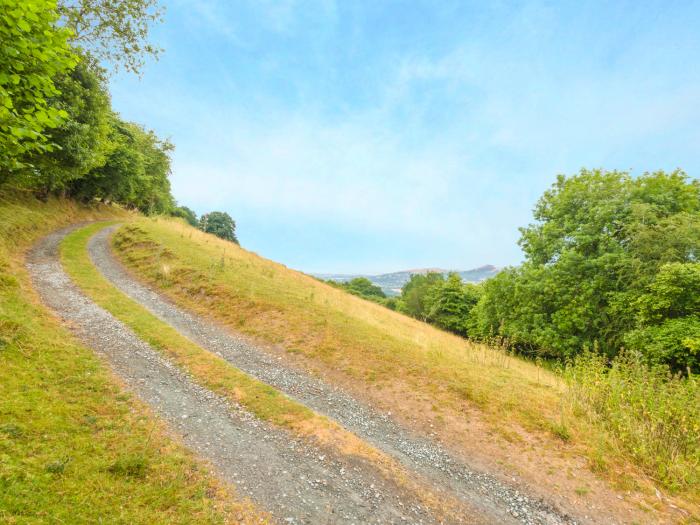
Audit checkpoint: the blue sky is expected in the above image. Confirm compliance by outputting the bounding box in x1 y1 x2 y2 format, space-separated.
109 0 700 274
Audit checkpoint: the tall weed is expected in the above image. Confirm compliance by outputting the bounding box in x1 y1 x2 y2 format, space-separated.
565 350 700 490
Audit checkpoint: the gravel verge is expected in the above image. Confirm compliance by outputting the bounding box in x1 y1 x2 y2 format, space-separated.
28 225 467 525
90 225 576 525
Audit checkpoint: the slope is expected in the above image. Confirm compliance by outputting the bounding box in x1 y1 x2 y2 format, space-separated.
110 216 698 522
0 191 266 524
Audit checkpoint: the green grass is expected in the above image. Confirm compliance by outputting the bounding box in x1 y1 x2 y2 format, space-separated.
0 190 266 524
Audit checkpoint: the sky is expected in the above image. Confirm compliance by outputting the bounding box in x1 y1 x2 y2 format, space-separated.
109 0 700 274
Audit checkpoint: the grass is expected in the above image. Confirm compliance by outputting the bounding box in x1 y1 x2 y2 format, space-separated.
564 350 700 491
0 189 267 524
114 219 563 430
60 222 468 523
111 217 700 516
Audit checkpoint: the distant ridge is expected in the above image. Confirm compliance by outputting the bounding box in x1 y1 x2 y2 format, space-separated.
316 265 500 296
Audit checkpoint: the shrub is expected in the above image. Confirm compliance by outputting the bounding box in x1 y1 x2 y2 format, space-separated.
565 350 700 490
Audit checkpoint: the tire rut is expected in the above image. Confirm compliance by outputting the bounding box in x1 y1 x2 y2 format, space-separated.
28 225 456 525
90 225 576 525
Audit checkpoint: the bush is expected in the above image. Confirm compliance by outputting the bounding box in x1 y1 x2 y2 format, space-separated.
565 350 700 490
170 205 197 226
342 277 385 299
625 317 700 373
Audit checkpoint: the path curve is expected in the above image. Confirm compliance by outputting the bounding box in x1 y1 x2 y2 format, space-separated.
90 224 574 525
28 225 456 525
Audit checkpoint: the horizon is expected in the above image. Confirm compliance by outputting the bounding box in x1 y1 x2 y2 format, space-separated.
109 0 700 274
313 263 499 278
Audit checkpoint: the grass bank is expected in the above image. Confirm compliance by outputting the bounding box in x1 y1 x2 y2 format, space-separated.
112 217 699 519
60 222 467 523
0 191 266 524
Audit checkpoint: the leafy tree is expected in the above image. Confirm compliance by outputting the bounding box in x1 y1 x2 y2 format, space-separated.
471 169 700 369
58 0 163 74
70 116 174 213
625 263 700 371
22 60 112 194
0 0 78 176
343 277 386 299
425 273 481 336
199 211 238 244
398 272 444 320
171 205 197 226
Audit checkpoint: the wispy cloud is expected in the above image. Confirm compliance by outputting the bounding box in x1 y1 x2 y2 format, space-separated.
111 0 700 272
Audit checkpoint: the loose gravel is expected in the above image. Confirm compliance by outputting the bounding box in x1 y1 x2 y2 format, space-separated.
89 225 577 525
28 225 464 525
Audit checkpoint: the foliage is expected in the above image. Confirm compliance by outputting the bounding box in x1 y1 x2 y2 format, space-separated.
58 0 164 74
397 272 444 320
340 277 385 298
22 60 112 193
171 204 197 226
0 0 78 175
396 272 481 336
565 350 700 490
425 274 481 336
471 169 700 370
70 117 174 213
0 0 179 216
199 211 238 244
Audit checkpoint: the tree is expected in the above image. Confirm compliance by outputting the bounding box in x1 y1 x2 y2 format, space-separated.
58 0 163 74
425 273 481 336
398 272 444 320
0 0 78 176
199 211 238 244
625 263 700 372
70 116 174 213
343 277 386 299
171 205 197 226
22 60 112 194
471 169 700 369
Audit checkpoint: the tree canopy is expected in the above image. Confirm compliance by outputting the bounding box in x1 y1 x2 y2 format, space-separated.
470 169 700 371
199 211 238 244
0 0 77 175
58 0 163 75
0 0 184 219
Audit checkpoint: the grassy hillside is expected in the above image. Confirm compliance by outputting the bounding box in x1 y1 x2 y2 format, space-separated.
112 217 700 518
0 192 266 524
59 222 467 523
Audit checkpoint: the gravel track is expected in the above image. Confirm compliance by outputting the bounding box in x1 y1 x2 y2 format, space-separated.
88 225 576 525
28 225 466 525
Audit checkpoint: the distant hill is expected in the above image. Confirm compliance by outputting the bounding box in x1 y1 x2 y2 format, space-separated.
316 265 500 296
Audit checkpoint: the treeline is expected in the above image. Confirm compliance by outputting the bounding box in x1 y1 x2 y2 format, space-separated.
324 277 395 307
344 169 700 373
0 0 179 214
